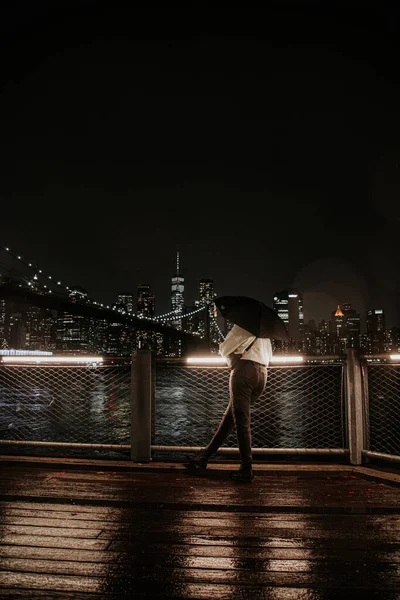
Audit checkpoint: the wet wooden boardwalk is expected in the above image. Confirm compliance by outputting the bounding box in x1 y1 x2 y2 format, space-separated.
1 459 400 599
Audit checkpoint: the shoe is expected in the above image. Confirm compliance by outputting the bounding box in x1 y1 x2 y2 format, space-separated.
184 455 208 470
230 467 254 483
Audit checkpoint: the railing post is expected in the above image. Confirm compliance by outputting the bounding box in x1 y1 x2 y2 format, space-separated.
131 349 152 462
346 348 365 465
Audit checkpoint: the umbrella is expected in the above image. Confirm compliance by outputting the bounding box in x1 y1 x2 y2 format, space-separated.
215 295 289 340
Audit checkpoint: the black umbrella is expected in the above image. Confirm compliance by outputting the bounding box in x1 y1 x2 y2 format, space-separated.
215 296 289 340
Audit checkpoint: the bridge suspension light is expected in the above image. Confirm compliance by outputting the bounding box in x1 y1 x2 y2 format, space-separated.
209 309 225 342
1 244 113 311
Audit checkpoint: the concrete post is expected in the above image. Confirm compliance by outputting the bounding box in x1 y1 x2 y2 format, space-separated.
151 357 156 442
131 349 152 462
346 348 365 465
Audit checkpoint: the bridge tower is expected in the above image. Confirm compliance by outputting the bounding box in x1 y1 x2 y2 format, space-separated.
171 251 184 330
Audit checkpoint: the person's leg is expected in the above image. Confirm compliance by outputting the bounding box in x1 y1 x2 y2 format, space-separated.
202 400 234 458
231 362 268 482
251 365 268 404
209 364 266 462
187 372 235 468
230 361 255 476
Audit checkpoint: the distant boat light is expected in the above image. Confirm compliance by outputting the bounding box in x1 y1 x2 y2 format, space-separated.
2 356 103 364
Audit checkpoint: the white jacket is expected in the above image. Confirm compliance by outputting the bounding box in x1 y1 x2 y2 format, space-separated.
219 325 272 366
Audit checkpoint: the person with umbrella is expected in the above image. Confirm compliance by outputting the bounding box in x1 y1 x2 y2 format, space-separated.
186 296 288 483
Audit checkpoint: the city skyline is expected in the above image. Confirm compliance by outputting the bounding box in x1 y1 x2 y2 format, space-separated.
1 240 399 357
0 243 397 334
1 4 400 333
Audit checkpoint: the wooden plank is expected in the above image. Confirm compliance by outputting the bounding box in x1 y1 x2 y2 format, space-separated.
3 556 400 577
0 558 108 577
0 572 101 593
0 466 369 482
0 472 370 487
3 483 399 506
0 516 121 530
2 566 400 588
0 591 106 600
5 505 400 521
0 501 123 514
1 470 399 509
355 466 400 487
97 526 400 541
1 462 400 600
2 543 400 564
3 514 400 531
2 495 400 515
0 546 119 563
0 473 393 491
0 469 361 482
109 535 400 551
0 586 398 600
0 525 102 538
0 455 355 473
0 534 109 550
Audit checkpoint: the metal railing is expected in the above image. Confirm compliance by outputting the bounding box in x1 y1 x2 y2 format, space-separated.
362 359 400 463
1 350 398 465
0 363 131 455
152 358 346 456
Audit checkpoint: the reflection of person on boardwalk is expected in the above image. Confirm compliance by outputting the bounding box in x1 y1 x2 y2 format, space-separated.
187 324 272 483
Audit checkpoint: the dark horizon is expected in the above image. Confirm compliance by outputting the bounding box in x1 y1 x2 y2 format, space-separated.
1 3 399 327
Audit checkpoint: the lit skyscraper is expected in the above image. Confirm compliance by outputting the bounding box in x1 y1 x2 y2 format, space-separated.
366 308 386 354
331 305 345 336
90 318 109 355
137 285 155 318
117 293 134 313
199 279 215 306
273 289 303 341
171 251 184 329
25 305 42 349
198 278 218 342
136 284 156 353
0 298 7 349
328 305 348 354
367 309 385 333
25 306 56 351
184 304 201 335
342 302 361 348
56 287 91 353
9 312 26 349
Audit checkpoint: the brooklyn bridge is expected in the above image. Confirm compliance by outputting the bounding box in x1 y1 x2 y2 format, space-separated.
0 245 219 356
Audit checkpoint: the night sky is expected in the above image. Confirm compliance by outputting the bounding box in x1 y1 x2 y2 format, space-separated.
1 2 400 327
